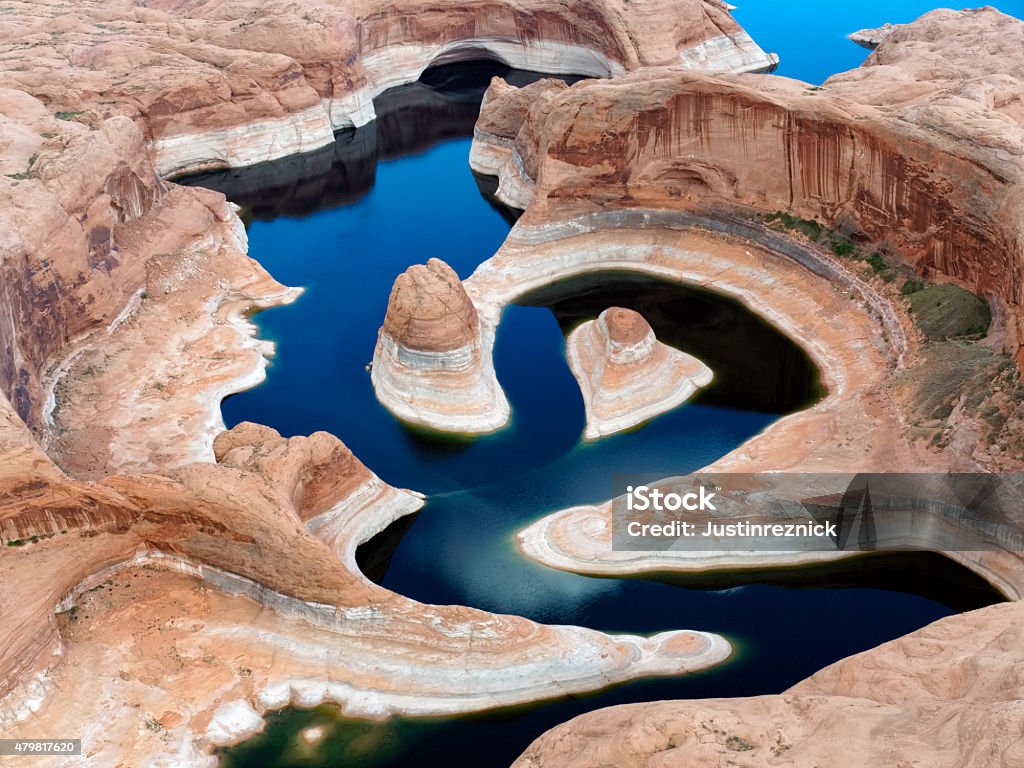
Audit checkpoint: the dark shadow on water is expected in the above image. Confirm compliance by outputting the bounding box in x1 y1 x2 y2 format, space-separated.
398 422 478 455
517 271 825 413
624 551 1006 614
472 170 523 226
354 512 420 585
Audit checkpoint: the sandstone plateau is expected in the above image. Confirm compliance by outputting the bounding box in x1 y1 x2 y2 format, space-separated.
0 2 1023 768
566 307 713 438
372 258 510 433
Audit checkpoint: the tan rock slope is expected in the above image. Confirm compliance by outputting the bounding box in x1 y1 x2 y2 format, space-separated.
513 601 1024 768
566 307 713 438
477 7 1024 370
0 0 775 177
372 258 510 433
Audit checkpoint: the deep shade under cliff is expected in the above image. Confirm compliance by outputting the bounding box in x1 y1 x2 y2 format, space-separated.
188 28 1009 768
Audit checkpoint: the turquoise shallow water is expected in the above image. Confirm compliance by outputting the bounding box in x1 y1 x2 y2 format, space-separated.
186 5 1020 765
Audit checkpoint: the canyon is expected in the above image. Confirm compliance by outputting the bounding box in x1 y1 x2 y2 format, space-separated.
0 3 1022 768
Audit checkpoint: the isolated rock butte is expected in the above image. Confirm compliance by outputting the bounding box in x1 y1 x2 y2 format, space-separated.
382 259 480 353
567 307 713 438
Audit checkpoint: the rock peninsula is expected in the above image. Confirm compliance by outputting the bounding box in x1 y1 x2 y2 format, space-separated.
372 258 510 434
566 307 712 438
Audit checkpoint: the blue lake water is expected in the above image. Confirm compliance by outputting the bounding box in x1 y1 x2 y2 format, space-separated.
185 5 1017 765
733 0 1024 84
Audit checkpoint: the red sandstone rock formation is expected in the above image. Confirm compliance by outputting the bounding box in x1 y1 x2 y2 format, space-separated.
479 7 1024 369
567 307 712 438
382 259 480 353
372 259 510 432
0 0 775 177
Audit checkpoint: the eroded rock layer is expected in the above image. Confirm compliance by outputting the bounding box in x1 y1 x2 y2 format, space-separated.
513 601 1024 768
567 307 713 438
0 0 775 177
476 7 1024 369
372 258 510 433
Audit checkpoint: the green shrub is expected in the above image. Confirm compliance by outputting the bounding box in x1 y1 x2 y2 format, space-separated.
865 252 888 273
830 237 857 258
765 211 822 241
908 283 991 340
901 279 925 295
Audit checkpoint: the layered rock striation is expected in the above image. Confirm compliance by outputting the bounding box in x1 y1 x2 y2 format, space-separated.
475 7 1024 370
567 307 712 438
372 258 509 433
0 0 776 177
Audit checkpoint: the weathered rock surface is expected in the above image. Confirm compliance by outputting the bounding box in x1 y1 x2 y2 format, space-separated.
372 258 510 433
479 7 1024 371
468 10 1024 765
513 601 1024 768
0 0 775 177
567 307 712 438
0 403 731 765
849 22 899 49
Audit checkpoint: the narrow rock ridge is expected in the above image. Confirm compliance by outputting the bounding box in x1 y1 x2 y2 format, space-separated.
567 307 713 439
0 0 776 177
372 259 510 433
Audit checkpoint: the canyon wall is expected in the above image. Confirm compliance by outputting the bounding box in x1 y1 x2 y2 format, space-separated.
0 0 775 177
0 97 166 426
484 8 1024 365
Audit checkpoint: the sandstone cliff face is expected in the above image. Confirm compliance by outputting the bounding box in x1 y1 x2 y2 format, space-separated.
480 8 1024 367
566 307 712 438
0 96 165 427
0 0 775 177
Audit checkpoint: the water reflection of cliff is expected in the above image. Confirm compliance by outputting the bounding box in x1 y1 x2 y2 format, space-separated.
518 273 824 414
182 62 565 221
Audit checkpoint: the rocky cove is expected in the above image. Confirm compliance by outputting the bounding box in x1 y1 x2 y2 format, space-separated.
1 2 1024 768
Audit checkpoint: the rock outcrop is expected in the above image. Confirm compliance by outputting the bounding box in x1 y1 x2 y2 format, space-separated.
849 22 899 49
566 307 712 438
477 7 1024 371
513 601 1024 768
372 258 510 433
0 0 776 177
0 401 731 763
